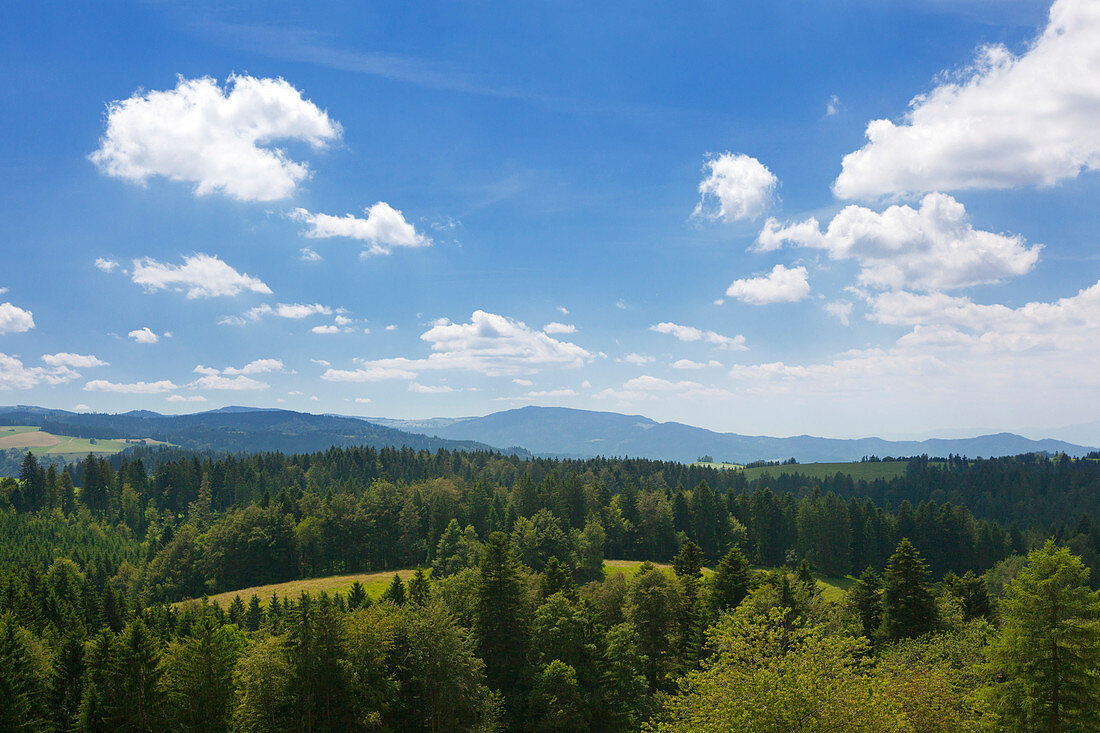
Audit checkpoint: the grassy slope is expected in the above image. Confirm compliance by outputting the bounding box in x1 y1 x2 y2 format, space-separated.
0 425 149 457
182 559 854 610
690 461 744 470
740 461 911 482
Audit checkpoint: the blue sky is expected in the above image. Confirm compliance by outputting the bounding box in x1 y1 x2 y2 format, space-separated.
2 0 1098 438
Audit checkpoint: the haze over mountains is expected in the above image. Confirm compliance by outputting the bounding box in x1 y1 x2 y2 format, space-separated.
370 406 1096 463
2 404 1092 465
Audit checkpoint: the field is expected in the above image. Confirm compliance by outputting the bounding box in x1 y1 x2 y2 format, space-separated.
176 568 421 610
690 461 744 470
0 425 159 458
182 559 854 611
740 461 911 482
605 558 853 602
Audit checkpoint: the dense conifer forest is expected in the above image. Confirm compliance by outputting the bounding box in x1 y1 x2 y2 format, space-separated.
3 445 1100 730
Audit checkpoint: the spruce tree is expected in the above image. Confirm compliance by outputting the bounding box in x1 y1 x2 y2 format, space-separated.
880 538 938 641
162 615 244 733
986 541 1100 731
381 574 406 605
475 531 530 721
408 567 431 606
847 566 882 639
709 546 751 614
244 594 263 632
346 581 367 610
539 556 576 600
0 615 47 732
106 619 163 732
49 632 85 733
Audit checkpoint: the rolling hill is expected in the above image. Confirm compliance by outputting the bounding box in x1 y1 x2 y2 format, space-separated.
374 406 1096 463
0 406 516 459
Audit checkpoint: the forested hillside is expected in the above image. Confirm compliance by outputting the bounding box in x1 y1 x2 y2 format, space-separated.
0 407 512 460
3 446 1100 730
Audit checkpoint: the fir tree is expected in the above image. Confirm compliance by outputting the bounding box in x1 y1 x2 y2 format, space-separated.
476 531 530 721
986 541 1100 731
49 632 85 733
709 546 751 615
346 581 368 611
381 574 406 605
408 567 431 606
880 538 938 641
848 566 882 640
0 614 47 732
162 615 244 733
245 594 263 632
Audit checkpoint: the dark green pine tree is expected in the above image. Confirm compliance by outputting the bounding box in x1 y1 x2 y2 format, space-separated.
78 629 115 733
708 546 751 615
285 592 356 731
381 574 406 605
267 592 282 633
162 615 244 733
244 594 263 632
880 538 938 641
476 531 530 722
0 614 48 732
59 470 77 515
346 581 368 611
49 632 85 733
672 541 706 664
539 556 576 600
848 566 882 639
81 454 109 516
407 568 431 606
106 619 164 732
17 452 45 512
101 585 124 633
227 595 246 628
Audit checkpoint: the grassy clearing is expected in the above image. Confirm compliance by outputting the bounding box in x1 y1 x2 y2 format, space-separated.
741 461 911 482
0 425 160 457
607 559 852 602
690 461 744 470
178 559 855 611
176 568 421 611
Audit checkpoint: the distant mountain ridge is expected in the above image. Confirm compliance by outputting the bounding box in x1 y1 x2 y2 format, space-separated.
1 404 1093 465
373 406 1097 463
0 406 512 457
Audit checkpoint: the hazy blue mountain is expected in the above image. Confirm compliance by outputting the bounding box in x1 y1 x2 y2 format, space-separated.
379 406 1096 463
0 406 513 456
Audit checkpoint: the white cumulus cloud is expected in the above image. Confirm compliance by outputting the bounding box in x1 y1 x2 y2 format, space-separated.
131 254 271 299
90 74 341 202
291 202 429 256
166 394 208 403
191 374 269 391
671 359 722 369
84 379 178 394
42 353 109 368
330 310 592 380
543 322 576 334
726 264 810 305
834 0 1100 198
128 327 159 344
0 303 35 334
694 153 778 222
94 258 118 272
1 353 83 389
756 193 1039 291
